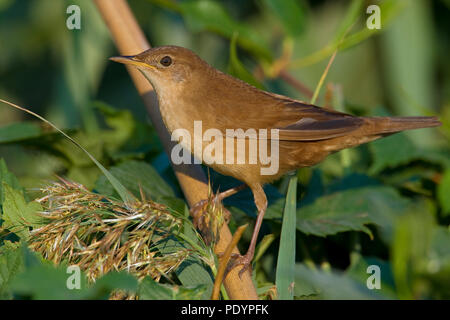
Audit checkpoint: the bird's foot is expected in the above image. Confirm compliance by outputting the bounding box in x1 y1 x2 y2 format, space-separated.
219 252 253 279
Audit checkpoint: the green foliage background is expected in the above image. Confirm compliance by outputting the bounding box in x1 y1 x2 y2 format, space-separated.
0 0 449 299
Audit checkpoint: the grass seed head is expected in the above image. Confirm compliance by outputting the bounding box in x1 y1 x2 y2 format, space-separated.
30 179 191 282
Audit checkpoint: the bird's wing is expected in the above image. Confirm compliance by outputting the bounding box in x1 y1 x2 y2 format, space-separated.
221 98 364 141
277 117 364 141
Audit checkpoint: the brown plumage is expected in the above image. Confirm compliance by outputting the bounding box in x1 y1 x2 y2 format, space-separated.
111 45 441 276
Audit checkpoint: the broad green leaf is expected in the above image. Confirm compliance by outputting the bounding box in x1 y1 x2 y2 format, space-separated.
369 132 418 174
327 173 380 194
138 277 207 300
178 0 272 61
0 241 24 299
11 262 89 300
346 254 397 298
11 262 137 299
228 33 264 89
0 158 23 205
89 272 138 299
297 186 410 238
95 102 136 151
0 122 42 143
8 245 138 300
276 176 297 300
95 101 161 158
1 183 43 240
95 160 175 202
53 131 104 167
295 264 385 299
261 0 306 37
438 169 450 215
66 166 101 191
156 236 214 300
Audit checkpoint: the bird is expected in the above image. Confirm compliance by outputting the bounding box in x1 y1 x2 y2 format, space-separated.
110 45 441 276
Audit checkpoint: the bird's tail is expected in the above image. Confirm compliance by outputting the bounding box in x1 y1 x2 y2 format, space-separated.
365 116 441 135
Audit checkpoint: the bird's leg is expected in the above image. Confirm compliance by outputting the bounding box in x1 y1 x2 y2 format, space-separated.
216 184 248 202
227 184 267 278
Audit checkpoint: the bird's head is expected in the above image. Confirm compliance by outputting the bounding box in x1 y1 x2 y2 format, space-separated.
110 45 206 91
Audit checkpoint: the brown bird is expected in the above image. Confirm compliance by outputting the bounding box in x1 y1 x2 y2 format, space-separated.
110 45 441 276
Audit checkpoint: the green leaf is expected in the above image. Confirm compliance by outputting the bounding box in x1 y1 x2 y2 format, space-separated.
346 254 397 298
0 241 24 299
261 0 306 37
95 101 161 157
438 169 450 215
156 237 214 300
276 176 297 300
228 33 264 89
178 0 272 61
90 272 138 299
95 102 135 150
0 122 42 143
66 166 101 191
12 264 137 300
9 246 138 300
138 277 207 300
295 264 385 299
12 263 88 300
1 183 43 240
297 186 410 238
52 131 104 167
95 160 175 202
369 132 418 174
0 158 23 205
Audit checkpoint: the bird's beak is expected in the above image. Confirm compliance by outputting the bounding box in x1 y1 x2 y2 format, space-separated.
109 55 154 69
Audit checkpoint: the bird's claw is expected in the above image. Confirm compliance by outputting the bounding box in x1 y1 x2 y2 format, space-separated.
221 252 253 279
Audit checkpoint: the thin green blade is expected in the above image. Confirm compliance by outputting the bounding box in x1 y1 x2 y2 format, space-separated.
276 176 297 300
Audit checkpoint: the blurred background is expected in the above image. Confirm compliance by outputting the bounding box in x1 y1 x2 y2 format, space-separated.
0 0 449 299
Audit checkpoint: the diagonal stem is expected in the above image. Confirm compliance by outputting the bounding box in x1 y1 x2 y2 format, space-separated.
211 224 248 300
94 0 258 300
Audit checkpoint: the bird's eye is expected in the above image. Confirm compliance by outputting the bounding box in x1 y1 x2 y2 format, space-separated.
160 56 172 67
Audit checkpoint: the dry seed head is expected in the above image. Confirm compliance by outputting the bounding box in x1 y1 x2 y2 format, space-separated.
29 179 193 282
